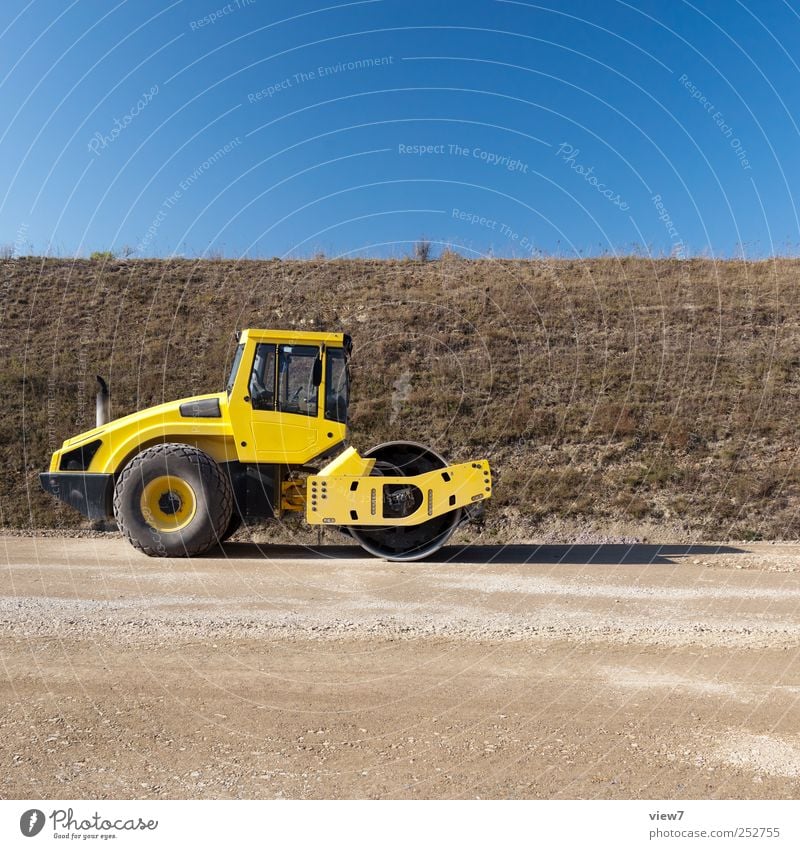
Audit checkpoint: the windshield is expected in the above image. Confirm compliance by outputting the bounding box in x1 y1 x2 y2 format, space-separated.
226 343 244 394
325 347 349 423
277 344 319 417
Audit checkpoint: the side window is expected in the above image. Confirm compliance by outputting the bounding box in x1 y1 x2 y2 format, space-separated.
249 344 276 410
278 345 319 417
325 348 348 423
226 343 244 395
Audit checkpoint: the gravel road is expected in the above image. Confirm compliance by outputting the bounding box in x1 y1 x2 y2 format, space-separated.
1 536 799 799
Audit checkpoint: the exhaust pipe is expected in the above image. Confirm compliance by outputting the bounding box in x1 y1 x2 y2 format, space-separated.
96 376 110 427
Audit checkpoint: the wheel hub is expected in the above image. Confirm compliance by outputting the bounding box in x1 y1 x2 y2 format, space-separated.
140 475 197 532
158 491 182 515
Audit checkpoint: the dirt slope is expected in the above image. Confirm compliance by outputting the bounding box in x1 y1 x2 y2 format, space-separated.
2 255 799 540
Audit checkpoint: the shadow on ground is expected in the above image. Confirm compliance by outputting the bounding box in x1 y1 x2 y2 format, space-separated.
218 542 744 566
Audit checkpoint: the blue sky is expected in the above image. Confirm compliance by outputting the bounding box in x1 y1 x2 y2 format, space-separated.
1 0 799 259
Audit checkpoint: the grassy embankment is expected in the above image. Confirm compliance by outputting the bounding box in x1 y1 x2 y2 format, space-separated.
2 256 798 542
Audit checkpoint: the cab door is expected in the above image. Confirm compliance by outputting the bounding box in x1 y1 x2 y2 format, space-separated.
232 342 324 464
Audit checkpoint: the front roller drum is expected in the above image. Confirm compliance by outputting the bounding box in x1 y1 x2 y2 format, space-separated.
347 441 464 562
113 443 232 557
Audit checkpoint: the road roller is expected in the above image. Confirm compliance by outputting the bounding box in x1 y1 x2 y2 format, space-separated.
40 328 492 561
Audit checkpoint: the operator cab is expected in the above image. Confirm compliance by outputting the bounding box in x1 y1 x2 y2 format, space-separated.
227 334 350 423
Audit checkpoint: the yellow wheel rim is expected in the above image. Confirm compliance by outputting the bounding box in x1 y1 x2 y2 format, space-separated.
140 475 197 533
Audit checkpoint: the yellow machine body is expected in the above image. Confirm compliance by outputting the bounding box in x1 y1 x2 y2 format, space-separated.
41 328 492 559
48 328 349 475
307 449 491 526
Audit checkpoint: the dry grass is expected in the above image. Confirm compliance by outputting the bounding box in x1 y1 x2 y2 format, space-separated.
2 255 799 540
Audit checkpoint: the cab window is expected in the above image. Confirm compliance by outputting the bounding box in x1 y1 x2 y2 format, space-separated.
249 344 276 410
278 345 319 417
226 343 244 395
325 347 348 423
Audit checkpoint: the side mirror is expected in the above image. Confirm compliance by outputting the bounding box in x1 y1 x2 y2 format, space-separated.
312 355 323 387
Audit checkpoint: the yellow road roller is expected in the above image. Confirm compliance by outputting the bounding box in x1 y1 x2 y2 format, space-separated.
40 329 491 560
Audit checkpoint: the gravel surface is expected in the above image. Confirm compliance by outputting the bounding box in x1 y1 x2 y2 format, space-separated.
1 536 799 799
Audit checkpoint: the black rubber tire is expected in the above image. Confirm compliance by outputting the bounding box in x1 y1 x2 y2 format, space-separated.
113 443 232 557
348 441 462 562
219 512 243 543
